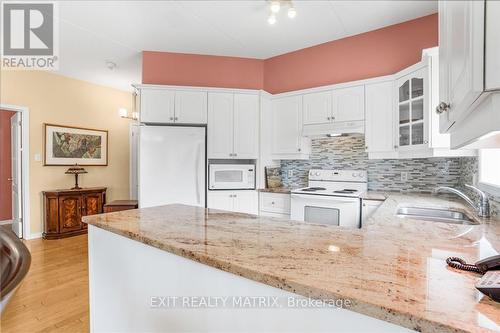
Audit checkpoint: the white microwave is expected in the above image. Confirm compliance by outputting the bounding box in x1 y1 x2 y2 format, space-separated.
209 164 255 190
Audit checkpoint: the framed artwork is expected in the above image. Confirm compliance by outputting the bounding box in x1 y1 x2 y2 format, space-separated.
44 124 108 166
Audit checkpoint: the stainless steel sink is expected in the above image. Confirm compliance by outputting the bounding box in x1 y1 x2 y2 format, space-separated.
396 206 478 225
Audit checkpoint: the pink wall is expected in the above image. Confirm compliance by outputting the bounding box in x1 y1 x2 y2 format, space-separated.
141 14 438 94
142 51 264 89
0 110 16 221
264 14 438 93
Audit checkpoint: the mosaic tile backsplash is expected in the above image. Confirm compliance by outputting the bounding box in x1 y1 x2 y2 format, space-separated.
280 136 464 192
280 135 499 216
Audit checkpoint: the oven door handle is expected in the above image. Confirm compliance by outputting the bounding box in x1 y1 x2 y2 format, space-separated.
291 194 360 203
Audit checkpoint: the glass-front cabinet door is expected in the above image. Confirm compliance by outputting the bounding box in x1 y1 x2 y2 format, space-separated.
396 67 427 149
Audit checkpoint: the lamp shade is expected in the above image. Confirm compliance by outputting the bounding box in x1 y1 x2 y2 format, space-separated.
65 164 88 175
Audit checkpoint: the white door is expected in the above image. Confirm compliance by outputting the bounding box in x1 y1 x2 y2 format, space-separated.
10 113 22 238
272 96 302 154
332 86 365 122
365 81 395 153
302 91 332 125
207 191 234 212
438 0 484 131
233 94 259 159
175 91 207 124
208 93 234 158
140 88 175 123
233 191 258 215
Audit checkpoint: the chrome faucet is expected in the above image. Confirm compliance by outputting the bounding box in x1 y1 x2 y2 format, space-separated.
435 184 490 218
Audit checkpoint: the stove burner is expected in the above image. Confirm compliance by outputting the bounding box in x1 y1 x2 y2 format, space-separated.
333 189 358 194
301 187 326 192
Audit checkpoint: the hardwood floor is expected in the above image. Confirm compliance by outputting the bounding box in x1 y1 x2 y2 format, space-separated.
1 235 89 333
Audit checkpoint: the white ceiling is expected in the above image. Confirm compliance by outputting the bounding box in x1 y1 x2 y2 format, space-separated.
56 1 437 91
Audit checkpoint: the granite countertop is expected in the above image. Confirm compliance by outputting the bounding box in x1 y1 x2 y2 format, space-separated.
83 193 500 333
258 187 293 194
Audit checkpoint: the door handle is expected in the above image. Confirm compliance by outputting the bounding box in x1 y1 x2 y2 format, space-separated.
7 178 12 181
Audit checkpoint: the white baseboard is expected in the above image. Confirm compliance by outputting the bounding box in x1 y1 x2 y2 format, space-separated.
26 232 42 240
0 220 13 225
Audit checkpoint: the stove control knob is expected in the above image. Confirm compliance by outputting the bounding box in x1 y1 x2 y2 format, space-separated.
315 172 320 176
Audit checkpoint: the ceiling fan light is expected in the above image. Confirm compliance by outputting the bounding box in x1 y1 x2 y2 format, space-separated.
268 14 277 25
270 1 280 13
288 7 296 18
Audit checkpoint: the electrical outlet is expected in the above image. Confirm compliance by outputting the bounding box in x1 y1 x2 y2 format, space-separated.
288 170 294 178
34 153 41 162
401 172 408 181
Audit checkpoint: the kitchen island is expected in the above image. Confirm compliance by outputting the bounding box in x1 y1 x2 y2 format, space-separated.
83 193 500 333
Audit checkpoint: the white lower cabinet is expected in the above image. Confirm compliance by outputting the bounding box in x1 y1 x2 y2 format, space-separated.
362 199 383 224
259 192 291 218
207 190 258 215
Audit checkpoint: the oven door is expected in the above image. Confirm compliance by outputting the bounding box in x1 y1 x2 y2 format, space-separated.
290 194 361 228
209 165 255 190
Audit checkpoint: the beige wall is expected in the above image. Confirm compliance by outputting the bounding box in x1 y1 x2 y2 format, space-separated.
0 70 134 236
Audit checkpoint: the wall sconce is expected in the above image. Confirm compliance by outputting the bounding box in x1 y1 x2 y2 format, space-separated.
119 108 138 120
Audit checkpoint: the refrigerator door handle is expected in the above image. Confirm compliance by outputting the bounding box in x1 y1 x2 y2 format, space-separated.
195 142 202 206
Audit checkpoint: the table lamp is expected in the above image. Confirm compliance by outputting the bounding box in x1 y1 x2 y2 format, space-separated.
65 164 88 190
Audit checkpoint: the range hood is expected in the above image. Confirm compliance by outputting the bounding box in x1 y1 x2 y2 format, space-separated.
302 120 365 138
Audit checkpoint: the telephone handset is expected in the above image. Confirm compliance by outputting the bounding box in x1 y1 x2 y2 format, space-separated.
446 255 500 302
446 255 500 273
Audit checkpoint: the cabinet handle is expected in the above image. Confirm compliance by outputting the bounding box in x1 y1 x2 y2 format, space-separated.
394 145 399 149
297 148 301 152
174 117 178 121
234 153 237 157
365 146 368 150
424 140 428 144
327 117 331 121
435 102 450 114
332 116 335 120
271 201 275 205
169 117 174 121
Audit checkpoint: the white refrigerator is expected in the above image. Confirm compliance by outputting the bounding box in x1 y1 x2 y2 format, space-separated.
138 125 206 208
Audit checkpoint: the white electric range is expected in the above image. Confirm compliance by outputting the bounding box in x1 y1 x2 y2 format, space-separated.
291 169 368 228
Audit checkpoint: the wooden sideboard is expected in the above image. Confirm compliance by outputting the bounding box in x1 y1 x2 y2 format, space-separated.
43 187 107 239
104 200 138 213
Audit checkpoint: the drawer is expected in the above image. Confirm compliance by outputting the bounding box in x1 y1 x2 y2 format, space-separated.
259 192 290 214
259 211 290 219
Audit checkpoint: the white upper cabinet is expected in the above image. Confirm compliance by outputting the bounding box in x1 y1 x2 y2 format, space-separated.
175 91 207 124
271 96 310 159
302 91 332 125
332 86 365 122
139 87 207 124
396 67 428 151
438 0 485 132
208 92 259 159
365 80 396 156
208 93 234 158
140 88 175 123
438 0 500 149
233 94 259 159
